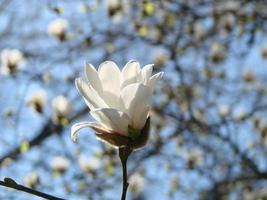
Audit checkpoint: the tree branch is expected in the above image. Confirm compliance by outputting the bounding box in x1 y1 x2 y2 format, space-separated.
0 177 65 200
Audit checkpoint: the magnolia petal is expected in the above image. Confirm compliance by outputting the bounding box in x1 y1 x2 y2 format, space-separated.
147 72 164 91
98 61 121 108
121 83 151 129
90 108 130 136
133 105 150 130
103 92 125 111
84 63 103 93
121 60 141 89
71 121 109 142
141 64 153 85
75 78 107 110
98 61 121 96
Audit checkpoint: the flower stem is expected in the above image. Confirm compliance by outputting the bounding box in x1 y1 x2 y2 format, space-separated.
119 146 132 200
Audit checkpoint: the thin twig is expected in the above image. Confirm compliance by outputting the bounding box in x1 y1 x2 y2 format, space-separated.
0 177 66 200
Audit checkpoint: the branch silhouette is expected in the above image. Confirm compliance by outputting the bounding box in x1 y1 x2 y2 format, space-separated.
0 177 65 200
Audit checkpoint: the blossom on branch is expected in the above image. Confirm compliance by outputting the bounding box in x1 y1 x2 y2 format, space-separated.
52 95 71 125
71 60 163 149
0 49 24 75
47 18 69 41
27 90 46 114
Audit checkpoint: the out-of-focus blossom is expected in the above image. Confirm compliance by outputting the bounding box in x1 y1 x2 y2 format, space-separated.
106 0 120 13
27 90 46 113
129 173 145 197
209 42 226 62
218 104 230 117
47 18 68 41
51 156 70 172
242 69 255 84
23 171 39 188
233 108 246 121
193 22 206 40
186 149 204 168
261 44 267 58
78 156 101 173
0 49 24 75
153 50 170 67
1 158 13 168
221 13 235 31
253 115 266 130
106 0 122 21
52 95 71 125
106 0 129 23
215 1 240 12
71 60 163 148
42 71 53 84
169 176 180 195
4 107 13 117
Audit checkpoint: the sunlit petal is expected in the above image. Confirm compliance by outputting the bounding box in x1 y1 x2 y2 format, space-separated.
121 83 151 129
75 78 107 110
121 60 141 89
84 63 103 94
90 108 130 136
98 61 121 108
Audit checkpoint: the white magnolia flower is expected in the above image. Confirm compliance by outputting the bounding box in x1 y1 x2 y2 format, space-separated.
0 49 24 75
71 60 163 147
47 18 68 41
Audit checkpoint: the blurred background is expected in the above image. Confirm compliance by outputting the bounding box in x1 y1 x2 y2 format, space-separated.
0 0 267 199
